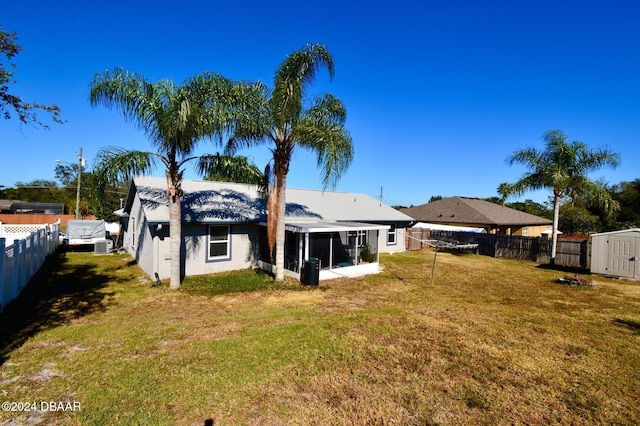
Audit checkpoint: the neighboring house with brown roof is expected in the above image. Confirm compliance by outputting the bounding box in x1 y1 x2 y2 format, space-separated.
400 196 553 237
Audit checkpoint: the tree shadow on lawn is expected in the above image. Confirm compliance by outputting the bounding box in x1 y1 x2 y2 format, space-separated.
535 263 591 275
0 249 118 365
613 318 640 335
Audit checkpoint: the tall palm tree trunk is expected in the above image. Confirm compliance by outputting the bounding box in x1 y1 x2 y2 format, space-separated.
550 191 561 266
169 196 182 288
275 172 287 281
266 186 278 263
166 168 183 289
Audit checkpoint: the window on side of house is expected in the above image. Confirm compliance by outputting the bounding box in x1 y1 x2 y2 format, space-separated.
209 225 230 259
387 224 397 245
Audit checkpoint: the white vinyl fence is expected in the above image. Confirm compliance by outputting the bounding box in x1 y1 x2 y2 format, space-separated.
0 221 60 313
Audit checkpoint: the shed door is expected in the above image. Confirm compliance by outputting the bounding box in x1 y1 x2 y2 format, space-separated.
636 238 640 279
607 236 638 278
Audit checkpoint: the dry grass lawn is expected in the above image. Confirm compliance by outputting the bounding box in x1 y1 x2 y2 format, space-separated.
0 248 639 425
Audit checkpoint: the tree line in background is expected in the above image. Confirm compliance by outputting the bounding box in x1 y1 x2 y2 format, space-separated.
4 170 638 236
0 162 127 221
487 178 640 234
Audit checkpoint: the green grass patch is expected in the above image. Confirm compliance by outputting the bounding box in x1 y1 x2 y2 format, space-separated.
181 268 304 295
1 249 639 425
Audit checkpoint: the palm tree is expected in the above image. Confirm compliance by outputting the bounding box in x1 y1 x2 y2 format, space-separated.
228 43 353 281
90 68 264 289
507 129 620 264
497 182 512 206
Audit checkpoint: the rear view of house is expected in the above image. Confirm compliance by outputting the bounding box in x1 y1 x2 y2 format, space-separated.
117 177 413 282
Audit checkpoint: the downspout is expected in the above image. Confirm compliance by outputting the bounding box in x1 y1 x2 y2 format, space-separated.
304 233 309 261
329 233 334 270
153 224 162 277
297 233 303 273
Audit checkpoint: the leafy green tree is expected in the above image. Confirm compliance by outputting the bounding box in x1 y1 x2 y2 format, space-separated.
0 26 62 128
90 68 264 289
4 180 64 204
609 179 640 228
428 195 443 203
85 172 129 222
227 43 353 281
54 162 90 218
559 204 600 234
508 129 620 264
506 199 551 219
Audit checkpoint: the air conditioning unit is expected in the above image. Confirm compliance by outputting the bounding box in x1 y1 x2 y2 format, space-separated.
94 239 113 255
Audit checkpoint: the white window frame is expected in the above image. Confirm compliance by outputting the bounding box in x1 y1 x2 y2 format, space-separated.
349 230 368 247
208 225 230 260
387 224 397 245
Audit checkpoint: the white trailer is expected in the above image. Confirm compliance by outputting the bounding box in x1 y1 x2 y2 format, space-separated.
66 220 112 252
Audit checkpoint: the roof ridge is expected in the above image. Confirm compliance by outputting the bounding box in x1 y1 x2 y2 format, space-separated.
455 197 497 224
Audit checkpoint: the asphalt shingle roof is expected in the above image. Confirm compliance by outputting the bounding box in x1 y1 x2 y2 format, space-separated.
127 176 413 224
400 196 551 227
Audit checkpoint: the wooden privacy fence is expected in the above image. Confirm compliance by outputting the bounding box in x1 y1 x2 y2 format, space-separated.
0 214 96 228
0 223 61 313
406 228 589 269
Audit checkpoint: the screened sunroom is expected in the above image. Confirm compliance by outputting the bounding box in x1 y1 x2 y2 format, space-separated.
260 221 390 280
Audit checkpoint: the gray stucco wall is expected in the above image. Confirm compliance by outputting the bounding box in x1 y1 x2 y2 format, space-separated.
377 226 407 254
147 223 260 280
183 223 259 277
123 195 156 279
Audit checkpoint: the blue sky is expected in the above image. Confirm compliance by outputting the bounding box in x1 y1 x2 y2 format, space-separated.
2 0 638 208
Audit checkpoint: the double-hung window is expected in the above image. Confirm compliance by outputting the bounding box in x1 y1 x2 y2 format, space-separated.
208 225 230 259
387 224 397 245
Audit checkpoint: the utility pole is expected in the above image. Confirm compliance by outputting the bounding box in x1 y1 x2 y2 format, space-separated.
75 147 83 220
379 186 385 206
56 147 85 220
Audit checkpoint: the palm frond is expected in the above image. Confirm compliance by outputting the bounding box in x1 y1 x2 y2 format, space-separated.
90 68 162 142
197 153 264 185
272 43 334 128
93 147 159 187
226 81 273 151
295 94 353 189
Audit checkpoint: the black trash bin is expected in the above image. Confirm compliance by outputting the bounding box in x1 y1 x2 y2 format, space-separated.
301 257 320 286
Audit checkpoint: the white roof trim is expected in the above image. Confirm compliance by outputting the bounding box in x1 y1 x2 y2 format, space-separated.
412 222 487 233
591 228 640 237
280 221 390 234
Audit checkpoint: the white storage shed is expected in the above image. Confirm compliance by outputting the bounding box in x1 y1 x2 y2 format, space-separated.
590 229 640 279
